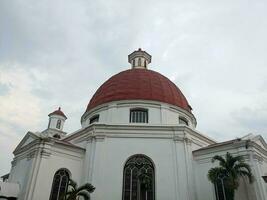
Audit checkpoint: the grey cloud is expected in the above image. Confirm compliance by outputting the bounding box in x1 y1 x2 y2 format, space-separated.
232 107 267 133
0 83 11 96
1 0 267 175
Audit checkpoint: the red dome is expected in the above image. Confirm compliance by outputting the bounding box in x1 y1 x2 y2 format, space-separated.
86 69 192 112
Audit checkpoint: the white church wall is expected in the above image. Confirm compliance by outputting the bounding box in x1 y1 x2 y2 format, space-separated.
259 158 267 194
8 157 34 199
29 145 84 200
75 129 207 200
248 149 267 200
193 160 215 200
87 136 179 200
192 143 267 200
64 123 215 200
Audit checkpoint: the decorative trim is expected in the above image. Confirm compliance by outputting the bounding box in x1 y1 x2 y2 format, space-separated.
81 99 196 126
64 124 215 145
11 160 17 167
27 150 38 160
40 149 52 158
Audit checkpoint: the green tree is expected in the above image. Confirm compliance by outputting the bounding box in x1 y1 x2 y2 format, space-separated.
63 179 95 200
207 152 253 200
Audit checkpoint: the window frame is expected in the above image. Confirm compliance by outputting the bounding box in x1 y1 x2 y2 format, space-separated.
130 108 148 123
89 114 100 124
122 154 155 200
179 116 189 126
49 169 70 200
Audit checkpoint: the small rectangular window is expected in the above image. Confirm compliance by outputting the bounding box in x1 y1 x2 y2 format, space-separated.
90 115 99 124
130 109 148 123
179 117 188 126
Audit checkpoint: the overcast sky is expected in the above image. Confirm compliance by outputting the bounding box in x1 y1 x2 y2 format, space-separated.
0 0 267 175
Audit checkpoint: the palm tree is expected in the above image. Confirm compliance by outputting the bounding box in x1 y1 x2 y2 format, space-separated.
207 152 253 200
62 179 95 200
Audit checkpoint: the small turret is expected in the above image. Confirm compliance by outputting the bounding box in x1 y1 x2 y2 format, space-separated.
48 107 67 131
128 48 151 69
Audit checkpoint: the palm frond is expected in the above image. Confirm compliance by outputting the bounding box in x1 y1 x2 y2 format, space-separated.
64 179 95 200
77 191 90 200
68 179 78 191
208 152 253 196
207 167 227 183
76 183 95 194
234 162 251 173
237 170 254 183
212 155 226 167
228 155 244 168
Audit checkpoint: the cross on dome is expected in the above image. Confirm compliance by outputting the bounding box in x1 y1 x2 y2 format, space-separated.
128 48 151 69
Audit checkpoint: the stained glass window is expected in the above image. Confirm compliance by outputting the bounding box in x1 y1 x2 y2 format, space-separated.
49 169 70 200
122 155 155 200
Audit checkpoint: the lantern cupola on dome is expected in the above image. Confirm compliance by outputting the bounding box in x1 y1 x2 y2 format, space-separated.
128 48 151 69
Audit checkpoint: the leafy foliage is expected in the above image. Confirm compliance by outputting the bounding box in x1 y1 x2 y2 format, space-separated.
61 179 95 200
207 152 253 200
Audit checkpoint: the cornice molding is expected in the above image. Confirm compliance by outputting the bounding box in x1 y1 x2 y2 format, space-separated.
193 140 267 158
64 124 215 146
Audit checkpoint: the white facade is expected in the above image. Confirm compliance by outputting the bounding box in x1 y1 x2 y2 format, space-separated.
81 100 197 128
2 50 267 200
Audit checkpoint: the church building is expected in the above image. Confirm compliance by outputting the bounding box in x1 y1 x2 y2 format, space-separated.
1 49 267 200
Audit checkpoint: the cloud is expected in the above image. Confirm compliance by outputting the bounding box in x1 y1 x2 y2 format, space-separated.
0 0 267 175
0 66 42 128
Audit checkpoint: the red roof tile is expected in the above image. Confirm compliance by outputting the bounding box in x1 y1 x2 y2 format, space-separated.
48 107 67 119
86 69 192 112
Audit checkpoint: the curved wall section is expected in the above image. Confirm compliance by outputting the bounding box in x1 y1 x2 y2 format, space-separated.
81 100 196 128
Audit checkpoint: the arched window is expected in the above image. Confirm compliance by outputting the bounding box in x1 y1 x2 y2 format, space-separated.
49 169 70 200
214 180 225 200
130 108 148 123
56 120 61 129
138 58 141 66
122 155 155 200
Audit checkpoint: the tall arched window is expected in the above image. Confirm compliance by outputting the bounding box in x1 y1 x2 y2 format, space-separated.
49 169 70 200
138 58 141 66
122 155 155 200
56 120 61 129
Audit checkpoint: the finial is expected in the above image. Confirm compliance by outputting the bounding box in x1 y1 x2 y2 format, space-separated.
128 48 151 69
58 107 61 111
